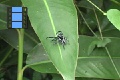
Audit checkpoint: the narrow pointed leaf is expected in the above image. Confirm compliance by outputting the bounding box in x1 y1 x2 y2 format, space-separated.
21 0 78 80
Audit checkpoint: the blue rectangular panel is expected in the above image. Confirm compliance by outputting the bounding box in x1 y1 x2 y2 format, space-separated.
12 7 22 12
12 13 22 21
12 22 22 28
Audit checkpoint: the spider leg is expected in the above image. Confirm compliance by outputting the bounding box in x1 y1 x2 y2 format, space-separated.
56 31 62 34
63 44 65 49
65 37 70 45
46 37 57 39
51 38 58 44
61 40 66 49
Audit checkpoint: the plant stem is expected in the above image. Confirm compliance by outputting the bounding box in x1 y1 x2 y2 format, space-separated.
17 29 24 80
87 0 106 15
110 0 120 6
75 5 98 37
93 8 103 40
22 65 29 73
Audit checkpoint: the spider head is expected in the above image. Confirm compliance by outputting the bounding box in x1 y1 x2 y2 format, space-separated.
56 31 63 36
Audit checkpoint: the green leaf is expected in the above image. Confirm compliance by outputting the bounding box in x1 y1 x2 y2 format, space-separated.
26 35 120 79
78 0 103 9
88 38 111 55
0 45 13 67
52 74 63 80
106 9 120 31
77 35 120 79
0 28 40 53
0 1 21 30
87 40 97 55
32 71 42 80
102 29 120 38
26 43 49 64
21 0 78 80
26 44 58 73
76 77 102 80
0 4 7 30
0 0 21 6
96 38 111 47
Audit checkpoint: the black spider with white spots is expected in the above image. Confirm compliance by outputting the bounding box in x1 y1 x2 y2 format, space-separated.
46 31 68 49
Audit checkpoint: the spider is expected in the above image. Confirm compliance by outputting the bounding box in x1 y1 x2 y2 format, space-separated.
46 31 68 49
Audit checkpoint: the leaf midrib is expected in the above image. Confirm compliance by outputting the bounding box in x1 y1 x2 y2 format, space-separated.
43 0 63 59
78 56 120 59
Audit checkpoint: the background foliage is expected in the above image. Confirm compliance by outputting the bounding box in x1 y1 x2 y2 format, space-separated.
0 0 120 80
